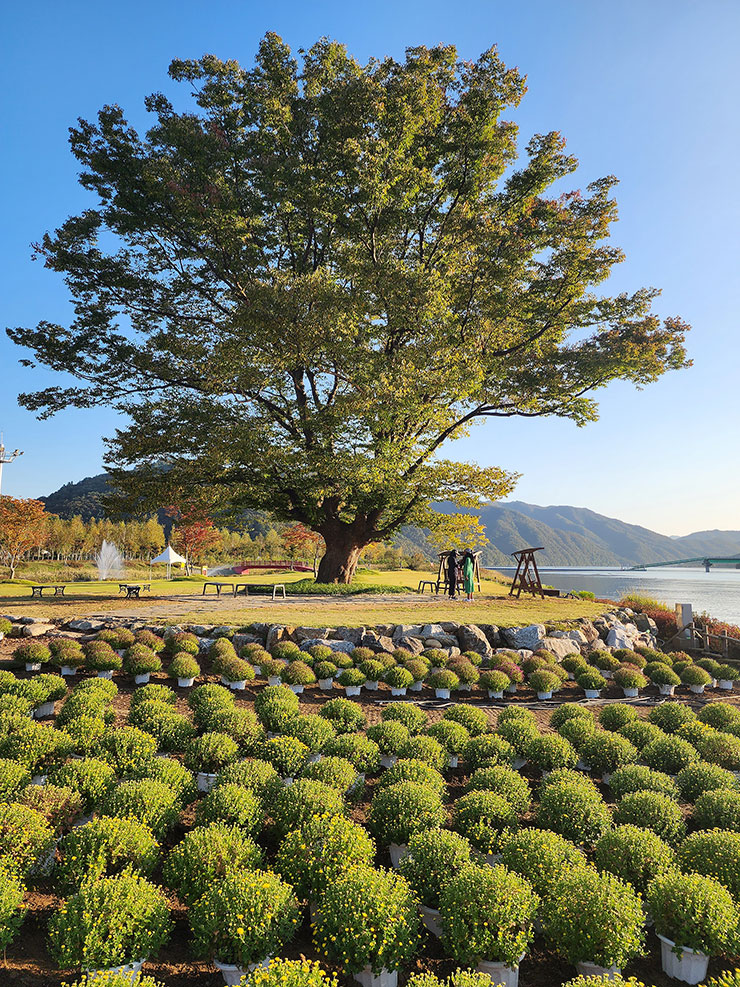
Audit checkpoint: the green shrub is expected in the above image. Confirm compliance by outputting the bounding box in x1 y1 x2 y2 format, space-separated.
550 704 595 730
98 726 157 775
699 731 740 771
13 640 52 665
465 766 531 813
59 712 113 758
359 659 385 682
123 644 162 677
312 865 420 974
613 790 685 844
648 701 696 733
254 685 300 732
257 736 310 778
0 803 54 876
677 761 739 802
678 830 740 899
50 640 84 668
366 721 410 755
282 714 336 754
528 669 561 695
452 791 518 854
497 717 541 752
642 734 700 775
576 669 607 692
0 863 25 950
399 829 473 908
542 868 645 969
165 631 199 656
49 757 116 813
302 756 358 793
428 669 459 691
693 788 740 831
318 697 366 734
48 869 173 968
282 660 316 686
271 641 301 661
397 735 447 772
98 628 136 649
465 734 516 769
0 720 73 774
425 719 470 756
14 783 83 832
191 869 299 966
557 717 596 750
57 816 159 889
163 823 263 905
439 705 487 736
599 703 638 731
322 734 380 773
369 781 446 845
270 779 345 836
184 731 239 774
275 815 375 900
338 668 365 688
594 824 674 893
242 958 338 987
500 828 587 897
534 778 611 846
218 759 282 801
99 779 179 838
618 719 665 750
581 732 638 776
209 708 265 754
590 651 620 672
168 653 201 681
382 703 428 733
374 758 446 796
608 764 680 801
527 734 578 772
682 665 712 688
314 661 338 680
129 701 195 753
698 703 740 730
83 640 122 672
194 783 262 833
439 863 538 967
0 758 30 800
134 630 165 652
648 870 738 955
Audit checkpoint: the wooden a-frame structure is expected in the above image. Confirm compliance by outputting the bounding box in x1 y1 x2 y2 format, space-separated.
509 546 545 599
435 551 483 594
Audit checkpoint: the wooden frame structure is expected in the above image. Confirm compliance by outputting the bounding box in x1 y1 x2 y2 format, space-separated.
435 551 483 595
509 546 545 599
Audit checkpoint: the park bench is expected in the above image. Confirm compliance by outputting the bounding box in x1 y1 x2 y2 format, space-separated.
119 584 151 599
234 583 287 600
202 581 247 597
30 585 66 598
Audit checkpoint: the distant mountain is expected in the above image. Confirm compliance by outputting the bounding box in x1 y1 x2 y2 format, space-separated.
39 473 740 567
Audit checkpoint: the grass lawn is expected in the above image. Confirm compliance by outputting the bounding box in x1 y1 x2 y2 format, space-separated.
0 567 605 627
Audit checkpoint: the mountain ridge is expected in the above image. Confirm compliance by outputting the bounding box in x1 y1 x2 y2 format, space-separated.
37 473 740 567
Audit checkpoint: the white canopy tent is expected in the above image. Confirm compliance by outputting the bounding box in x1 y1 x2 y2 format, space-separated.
150 544 187 580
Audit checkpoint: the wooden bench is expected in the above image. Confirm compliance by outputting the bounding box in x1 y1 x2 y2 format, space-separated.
30 585 66 598
120 584 151 599
233 583 287 599
417 580 438 594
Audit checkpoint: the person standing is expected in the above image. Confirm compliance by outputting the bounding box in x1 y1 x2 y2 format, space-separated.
462 550 475 602
446 550 458 598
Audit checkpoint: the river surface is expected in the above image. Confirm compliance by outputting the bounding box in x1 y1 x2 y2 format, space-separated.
497 566 740 626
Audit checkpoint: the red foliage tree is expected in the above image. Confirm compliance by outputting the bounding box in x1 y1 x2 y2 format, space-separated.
165 505 221 574
0 497 49 579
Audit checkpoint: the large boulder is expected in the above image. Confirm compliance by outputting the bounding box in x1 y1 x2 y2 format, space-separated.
300 638 356 654
392 625 423 642
232 633 263 651
477 624 501 648
606 625 633 650
66 619 105 632
420 623 445 640
266 625 291 650
331 626 366 645
294 627 333 643
22 623 54 637
424 634 459 650
395 635 425 655
458 624 493 657
502 624 546 652
540 636 583 660
360 631 395 653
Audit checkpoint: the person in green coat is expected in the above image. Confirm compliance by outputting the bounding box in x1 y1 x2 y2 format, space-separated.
462 550 475 602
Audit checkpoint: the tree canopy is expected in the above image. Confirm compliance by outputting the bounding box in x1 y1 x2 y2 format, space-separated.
8 35 690 581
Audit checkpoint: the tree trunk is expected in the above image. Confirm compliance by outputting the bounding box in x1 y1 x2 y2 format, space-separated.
316 526 367 584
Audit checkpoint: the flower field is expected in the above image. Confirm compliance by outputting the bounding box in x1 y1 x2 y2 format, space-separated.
0 616 740 987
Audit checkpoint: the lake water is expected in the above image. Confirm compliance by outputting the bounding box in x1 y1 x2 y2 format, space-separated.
498 566 740 626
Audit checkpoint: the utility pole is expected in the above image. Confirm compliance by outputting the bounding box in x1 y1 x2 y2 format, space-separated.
0 435 23 498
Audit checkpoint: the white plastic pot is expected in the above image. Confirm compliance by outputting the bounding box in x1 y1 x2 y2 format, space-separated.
512 757 527 770
229 679 248 691
283 777 295 786
448 754 459 768
25 662 42 672
602 670 614 680
434 688 451 699
575 961 621 980
33 701 55 718
657 682 676 695
345 685 362 697
476 954 525 987
506 683 518 694
97 670 114 680
365 680 379 691
601 772 612 785
389 842 408 869
576 759 591 771
720 679 734 690
584 688 601 699
31 774 48 786
353 967 398 987
60 666 78 677
380 755 397 769
215 956 271 986
178 676 195 687
485 852 503 866
622 687 639 698
288 684 304 694
196 771 218 792
536 690 553 700
307 752 322 764
488 689 504 699
419 904 442 937
410 681 423 692
657 934 709 984
267 675 281 686
689 684 706 694
134 673 150 685
458 683 472 692
391 687 407 697
84 960 144 986
318 678 334 690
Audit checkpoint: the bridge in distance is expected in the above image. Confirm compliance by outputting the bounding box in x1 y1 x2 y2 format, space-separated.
629 556 740 572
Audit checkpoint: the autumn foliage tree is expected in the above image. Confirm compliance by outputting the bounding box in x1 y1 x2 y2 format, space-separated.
282 523 325 574
0 498 49 579
165 505 221 573
8 36 690 582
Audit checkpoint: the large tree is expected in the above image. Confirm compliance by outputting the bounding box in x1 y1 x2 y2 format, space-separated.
8 36 689 582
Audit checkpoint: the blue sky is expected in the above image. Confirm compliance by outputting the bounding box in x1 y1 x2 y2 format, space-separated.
2 0 738 536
